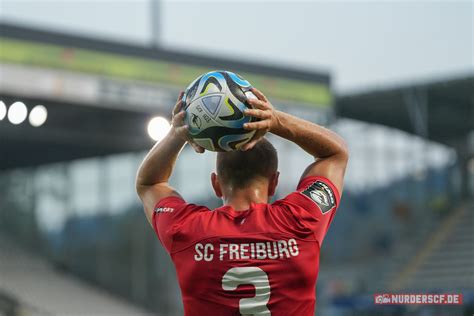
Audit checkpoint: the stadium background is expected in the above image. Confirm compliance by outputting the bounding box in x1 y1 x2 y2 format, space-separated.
0 1 472 315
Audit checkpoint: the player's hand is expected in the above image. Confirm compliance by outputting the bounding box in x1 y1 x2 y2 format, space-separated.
172 92 205 153
242 88 278 151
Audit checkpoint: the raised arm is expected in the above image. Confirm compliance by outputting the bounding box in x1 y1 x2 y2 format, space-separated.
136 93 204 226
242 89 349 194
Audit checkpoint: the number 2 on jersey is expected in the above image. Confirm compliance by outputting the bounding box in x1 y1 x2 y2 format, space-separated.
222 267 271 315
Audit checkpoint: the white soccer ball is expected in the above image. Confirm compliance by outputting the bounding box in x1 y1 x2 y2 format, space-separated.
182 70 257 152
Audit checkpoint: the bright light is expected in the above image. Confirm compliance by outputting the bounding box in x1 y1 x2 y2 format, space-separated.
147 116 171 142
0 101 6 120
8 101 28 125
29 105 48 127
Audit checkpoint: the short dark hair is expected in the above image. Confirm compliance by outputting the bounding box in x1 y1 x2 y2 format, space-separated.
216 138 278 188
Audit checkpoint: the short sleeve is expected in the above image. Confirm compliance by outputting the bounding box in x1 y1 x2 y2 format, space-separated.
273 176 341 245
152 196 197 253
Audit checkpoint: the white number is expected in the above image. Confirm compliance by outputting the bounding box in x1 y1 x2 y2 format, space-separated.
222 267 271 315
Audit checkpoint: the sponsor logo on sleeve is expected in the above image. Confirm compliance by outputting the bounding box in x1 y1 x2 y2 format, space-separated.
300 181 336 214
154 207 174 214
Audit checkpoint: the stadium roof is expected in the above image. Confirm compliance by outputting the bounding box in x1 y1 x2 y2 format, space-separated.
336 74 473 146
0 23 331 170
0 94 151 170
0 23 329 85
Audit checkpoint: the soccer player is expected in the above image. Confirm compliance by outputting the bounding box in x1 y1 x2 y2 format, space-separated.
136 88 348 315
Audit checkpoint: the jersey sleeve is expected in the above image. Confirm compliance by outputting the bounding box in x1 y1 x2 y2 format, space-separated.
152 196 199 253
273 176 341 245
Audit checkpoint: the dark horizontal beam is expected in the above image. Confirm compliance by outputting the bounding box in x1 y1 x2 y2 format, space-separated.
0 93 157 169
336 76 474 145
0 22 330 85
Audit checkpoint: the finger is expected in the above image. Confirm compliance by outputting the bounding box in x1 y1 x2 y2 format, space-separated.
241 140 257 151
172 92 185 115
172 111 186 126
243 120 270 131
189 142 205 153
172 101 183 116
247 98 268 110
241 131 265 151
177 91 184 102
174 124 189 136
244 108 271 119
251 88 268 102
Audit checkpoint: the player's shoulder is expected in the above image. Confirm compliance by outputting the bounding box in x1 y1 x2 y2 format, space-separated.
153 196 213 223
266 176 341 241
155 196 208 210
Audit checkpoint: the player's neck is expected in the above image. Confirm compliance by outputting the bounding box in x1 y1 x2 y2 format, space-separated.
223 186 269 211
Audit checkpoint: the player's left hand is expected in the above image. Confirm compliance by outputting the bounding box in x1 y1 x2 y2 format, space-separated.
172 92 205 153
242 88 277 151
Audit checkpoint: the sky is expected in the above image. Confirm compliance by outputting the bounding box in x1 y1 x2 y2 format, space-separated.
0 0 472 92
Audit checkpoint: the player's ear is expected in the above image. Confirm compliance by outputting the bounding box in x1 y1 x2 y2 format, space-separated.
268 171 280 197
211 172 223 198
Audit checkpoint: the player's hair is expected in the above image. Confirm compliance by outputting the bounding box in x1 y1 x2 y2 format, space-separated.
216 138 278 188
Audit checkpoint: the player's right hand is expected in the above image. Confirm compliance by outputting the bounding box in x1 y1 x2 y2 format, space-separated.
172 92 205 153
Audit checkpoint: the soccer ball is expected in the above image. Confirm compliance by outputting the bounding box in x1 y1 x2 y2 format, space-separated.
182 70 257 152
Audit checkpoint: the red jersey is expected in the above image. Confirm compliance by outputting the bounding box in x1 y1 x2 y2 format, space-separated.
152 176 340 315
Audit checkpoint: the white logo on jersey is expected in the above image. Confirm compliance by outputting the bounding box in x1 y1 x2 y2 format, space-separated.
154 207 174 213
310 190 329 206
193 239 299 262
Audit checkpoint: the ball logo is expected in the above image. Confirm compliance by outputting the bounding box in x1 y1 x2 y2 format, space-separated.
191 113 202 129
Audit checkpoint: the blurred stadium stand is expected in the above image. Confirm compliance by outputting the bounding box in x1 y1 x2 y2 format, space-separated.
337 76 474 199
396 202 474 291
0 22 473 316
0 233 150 315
